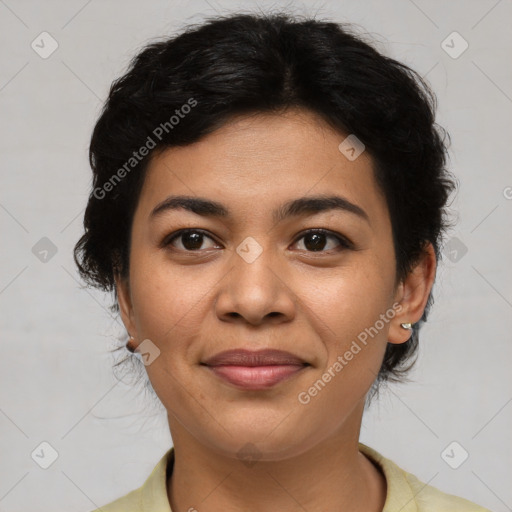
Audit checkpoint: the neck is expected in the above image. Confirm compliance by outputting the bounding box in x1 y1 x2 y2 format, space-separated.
166 403 386 512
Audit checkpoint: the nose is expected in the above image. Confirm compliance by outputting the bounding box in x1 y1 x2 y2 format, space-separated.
214 241 297 326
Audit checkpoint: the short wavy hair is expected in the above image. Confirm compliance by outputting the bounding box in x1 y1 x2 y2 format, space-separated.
74 12 456 394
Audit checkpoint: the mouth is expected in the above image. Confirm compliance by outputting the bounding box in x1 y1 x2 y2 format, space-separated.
201 349 310 390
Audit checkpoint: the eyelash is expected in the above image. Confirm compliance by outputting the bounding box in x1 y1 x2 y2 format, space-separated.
162 228 352 253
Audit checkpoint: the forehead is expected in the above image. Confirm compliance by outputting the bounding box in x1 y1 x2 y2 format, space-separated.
136 109 389 228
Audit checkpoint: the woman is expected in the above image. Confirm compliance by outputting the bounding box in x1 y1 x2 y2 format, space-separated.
75 12 491 512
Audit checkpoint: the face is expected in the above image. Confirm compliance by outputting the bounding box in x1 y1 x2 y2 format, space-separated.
116 108 434 461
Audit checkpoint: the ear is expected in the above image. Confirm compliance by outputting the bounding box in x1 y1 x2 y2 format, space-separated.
114 273 137 339
388 242 437 344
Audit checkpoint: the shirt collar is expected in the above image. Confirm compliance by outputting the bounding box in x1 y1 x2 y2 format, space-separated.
359 442 417 512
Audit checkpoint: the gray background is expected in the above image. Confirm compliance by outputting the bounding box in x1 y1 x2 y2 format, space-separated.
1 0 511 511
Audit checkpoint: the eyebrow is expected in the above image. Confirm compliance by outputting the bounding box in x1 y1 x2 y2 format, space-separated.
150 194 370 224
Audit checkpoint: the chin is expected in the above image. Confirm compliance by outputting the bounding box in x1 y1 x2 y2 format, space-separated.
196 417 323 463
207 435 310 463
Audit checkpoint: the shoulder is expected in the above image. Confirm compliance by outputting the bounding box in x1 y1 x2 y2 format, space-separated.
403 470 491 512
89 488 143 512
88 447 174 512
358 443 492 512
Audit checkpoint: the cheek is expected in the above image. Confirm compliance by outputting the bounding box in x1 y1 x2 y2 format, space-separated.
301 254 395 385
306 257 395 338
294 270 392 423
129 251 209 343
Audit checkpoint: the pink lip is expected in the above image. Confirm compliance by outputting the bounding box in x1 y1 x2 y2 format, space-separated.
202 348 306 367
201 349 309 390
206 364 306 390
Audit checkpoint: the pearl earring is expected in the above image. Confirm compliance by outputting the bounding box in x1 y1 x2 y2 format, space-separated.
400 323 413 329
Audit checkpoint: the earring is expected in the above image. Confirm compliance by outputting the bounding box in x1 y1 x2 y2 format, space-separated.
126 335 136 353
400 323 413 329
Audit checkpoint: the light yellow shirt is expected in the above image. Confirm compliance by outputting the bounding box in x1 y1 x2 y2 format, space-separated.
91 443 491 511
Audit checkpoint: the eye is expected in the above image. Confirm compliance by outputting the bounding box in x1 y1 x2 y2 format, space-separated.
162 228 352 253
163 229 220 251
292 229 351 253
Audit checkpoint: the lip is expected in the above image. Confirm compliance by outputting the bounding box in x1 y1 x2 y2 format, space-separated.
201 349 309 390
202 348 307 366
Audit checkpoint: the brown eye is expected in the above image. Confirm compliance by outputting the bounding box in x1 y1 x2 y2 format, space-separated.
293 229 351 253
164 229 219 251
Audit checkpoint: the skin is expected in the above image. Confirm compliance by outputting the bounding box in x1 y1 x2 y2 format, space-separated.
116 108 436 512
